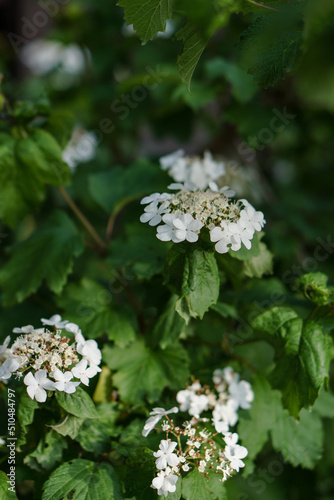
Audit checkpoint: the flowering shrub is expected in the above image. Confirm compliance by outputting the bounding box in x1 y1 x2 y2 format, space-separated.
0 1 334 499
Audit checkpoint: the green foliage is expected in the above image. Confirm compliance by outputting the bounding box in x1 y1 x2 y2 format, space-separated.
89 160 167 214
0 471 18 499
176 23 210 91
239 7 303 87
238 377 324 471
56 278 136 346
103 339 189 403
17 392 39 446
164 243 220 322
0 211 84 305
295 272 333 306
253 308 333 416
56 387 98 419
0 1 334 499
42 459 123 500
182 468 227 500
118 0 174 44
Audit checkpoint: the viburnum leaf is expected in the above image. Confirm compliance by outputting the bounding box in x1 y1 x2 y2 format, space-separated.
182 468 227 500
56 387 98 419
42 459 123 500
0 471 18 499
103 339 189 403
238 376 324 470
252 309 333 417
24 431 67 471
177 23 210 91
149 295 186 348
164 243 220 321
0 211 84 305
118 0 174 44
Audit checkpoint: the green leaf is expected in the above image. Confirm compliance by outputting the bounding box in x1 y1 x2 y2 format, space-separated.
125 447 156 500
56 278 136 347
150 295 186 348
182 468 227 500
118 0 174 44
177 23 210 91
0 133 44 227
313 388 334 418
271 408 323 468
42 459 123 500
253 308 332 416
46 111 75 149
0 471 18 499
50 415 85 440
294 272 333 305
17 392 39 446
108 222 169 280
211 302 238 319
205 57 258 102
164 243 220 321
24 430 67 471
0 211 84 305
239 7 303 88
89 161 166 214
103 339 189 403
243 238 274 278
15 129 70 186
238 376 324 470
56 386 98 419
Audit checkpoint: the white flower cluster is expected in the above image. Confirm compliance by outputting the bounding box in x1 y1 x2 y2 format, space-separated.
177 367 254 433
140 183 265 254
160 150 227 190
142 367 252 497
0 315 102 403
62 128 98 170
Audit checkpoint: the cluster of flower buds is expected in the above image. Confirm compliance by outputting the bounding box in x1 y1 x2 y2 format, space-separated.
142 367 252 497
140 151 265 254
0 315 102 403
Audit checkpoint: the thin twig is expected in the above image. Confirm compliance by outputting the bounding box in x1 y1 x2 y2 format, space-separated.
105 212 117 246
58 186 106 251
246 0 280 11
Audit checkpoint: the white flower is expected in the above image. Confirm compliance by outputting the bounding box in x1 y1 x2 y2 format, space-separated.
142 407 179 437
156 214 183 243
209 182 235 197
151 467 179 497
198 460 207 473
77 339 102 366
12 325 35 334
140 200 170 226
213 399 239 427
41 314 69 329
65 322 80 334
176 389 193 412
160 149 185 170
154 440 180 470
173 214 204 243
24 370 56 403
140 193 172 205
71 359 100 386
229 380 254 410
188 394 209 417
0 358 20 380
238 203 265 235
213 419 229 435
0 336 10 356
225 443 248 471
52 368 80 394
213 367 239 386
